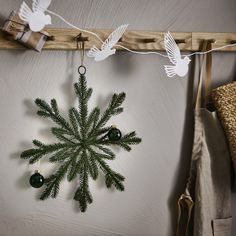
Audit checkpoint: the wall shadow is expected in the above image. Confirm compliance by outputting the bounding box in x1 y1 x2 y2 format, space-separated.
112 51 135 76
167 56 196 235
61 51 77 107
0 13 5 26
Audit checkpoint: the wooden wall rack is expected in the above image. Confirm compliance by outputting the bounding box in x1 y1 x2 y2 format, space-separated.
0 28 236 51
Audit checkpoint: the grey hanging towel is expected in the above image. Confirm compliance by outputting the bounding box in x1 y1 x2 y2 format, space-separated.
176 40 232 236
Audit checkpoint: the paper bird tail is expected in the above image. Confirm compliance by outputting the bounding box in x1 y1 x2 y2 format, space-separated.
164 65 176 77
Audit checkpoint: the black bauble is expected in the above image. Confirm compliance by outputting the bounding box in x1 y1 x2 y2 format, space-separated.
107 127 122 141
29 171 45 188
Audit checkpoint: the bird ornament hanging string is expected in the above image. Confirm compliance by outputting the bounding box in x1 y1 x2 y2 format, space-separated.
18 0 236 77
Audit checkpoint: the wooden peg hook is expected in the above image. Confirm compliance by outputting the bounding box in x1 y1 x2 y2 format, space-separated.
74 33 89 42
175 39 186 44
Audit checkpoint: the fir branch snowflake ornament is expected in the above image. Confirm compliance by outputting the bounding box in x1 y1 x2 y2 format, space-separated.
21 65 141 212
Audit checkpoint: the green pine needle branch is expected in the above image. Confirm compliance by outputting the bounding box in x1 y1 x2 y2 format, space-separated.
21 74 141 212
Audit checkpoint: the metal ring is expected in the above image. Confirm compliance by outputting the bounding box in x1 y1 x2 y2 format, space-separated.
78 65 86 75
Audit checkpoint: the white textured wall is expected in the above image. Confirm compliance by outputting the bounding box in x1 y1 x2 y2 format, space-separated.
0 0 236 235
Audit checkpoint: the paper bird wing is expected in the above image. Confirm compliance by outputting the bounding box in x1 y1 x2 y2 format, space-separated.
19 1 33 21
32 0 51 12
164 31 181 65
87 46 100 58
101 24 128 50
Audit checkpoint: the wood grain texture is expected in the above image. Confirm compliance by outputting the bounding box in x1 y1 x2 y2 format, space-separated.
0 28 192 50
192 32 236 51
1 28 236 51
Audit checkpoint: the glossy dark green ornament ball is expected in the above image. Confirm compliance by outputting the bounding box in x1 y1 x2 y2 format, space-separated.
29 171 45 188
107 127 122 141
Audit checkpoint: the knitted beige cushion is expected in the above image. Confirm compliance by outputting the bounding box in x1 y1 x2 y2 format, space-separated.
211 81 236 177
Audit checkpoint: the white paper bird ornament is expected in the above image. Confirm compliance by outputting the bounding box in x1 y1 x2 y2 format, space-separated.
87 24 128 61
164 31 191 78
19 0 52 32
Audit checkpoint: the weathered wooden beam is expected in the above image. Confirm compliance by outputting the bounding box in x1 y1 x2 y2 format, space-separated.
0 28 236 51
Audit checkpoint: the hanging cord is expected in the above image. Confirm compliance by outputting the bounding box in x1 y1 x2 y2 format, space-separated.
45 10 168 57
116 44 169 57
46 9 103 43
46 9 236 58
183 43 236 57
77 36 87 75
36 159 41 172
79 40 85 66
